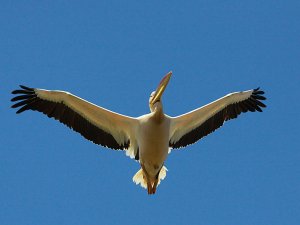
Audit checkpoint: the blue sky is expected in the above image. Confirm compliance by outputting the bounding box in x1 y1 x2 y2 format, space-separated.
1 1 299 224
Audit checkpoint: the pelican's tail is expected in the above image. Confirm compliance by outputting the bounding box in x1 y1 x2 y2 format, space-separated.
132 166 168 189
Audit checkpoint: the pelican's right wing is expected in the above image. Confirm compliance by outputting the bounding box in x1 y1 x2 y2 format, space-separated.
11 85 139 151
169 88 266 149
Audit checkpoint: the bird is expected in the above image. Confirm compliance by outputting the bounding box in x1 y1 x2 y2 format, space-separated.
11 71 266 194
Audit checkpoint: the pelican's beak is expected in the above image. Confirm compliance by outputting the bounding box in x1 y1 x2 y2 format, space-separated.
151 71 172 105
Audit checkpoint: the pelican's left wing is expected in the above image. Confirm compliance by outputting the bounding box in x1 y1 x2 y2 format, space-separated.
169 88 266 149
11 85 139 151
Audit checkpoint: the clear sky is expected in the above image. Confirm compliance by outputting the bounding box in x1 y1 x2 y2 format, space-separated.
1 1 299 225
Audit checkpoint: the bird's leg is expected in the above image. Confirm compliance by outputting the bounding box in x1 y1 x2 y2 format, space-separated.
141 164 153 194
146 177 152 194
152 179 158 194
151 170 161 194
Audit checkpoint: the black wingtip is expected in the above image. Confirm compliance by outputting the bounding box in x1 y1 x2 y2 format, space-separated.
250 87 267 111
19 85 34 91
255 90 265 95
11 85 35 94
11 85 37 113
11 94 34 102
11 89 34 95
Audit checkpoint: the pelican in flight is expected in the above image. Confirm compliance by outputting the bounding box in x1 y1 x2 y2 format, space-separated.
11 72 266 194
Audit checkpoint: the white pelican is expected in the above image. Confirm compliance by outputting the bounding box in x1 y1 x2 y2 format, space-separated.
11 72 266 194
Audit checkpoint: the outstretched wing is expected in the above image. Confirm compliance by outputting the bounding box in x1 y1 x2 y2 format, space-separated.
11 85 139 151
169 88 266 149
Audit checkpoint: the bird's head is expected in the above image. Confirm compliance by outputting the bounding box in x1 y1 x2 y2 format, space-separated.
149 71 172 112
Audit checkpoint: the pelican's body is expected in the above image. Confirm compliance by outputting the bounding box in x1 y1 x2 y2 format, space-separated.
11 72 266 194
136 112 171 191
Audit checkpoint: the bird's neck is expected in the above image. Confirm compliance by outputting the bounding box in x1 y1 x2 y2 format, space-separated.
152 104 164 122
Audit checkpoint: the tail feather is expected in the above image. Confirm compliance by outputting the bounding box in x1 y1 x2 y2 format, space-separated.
133 166 168 189
132 168 147 189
